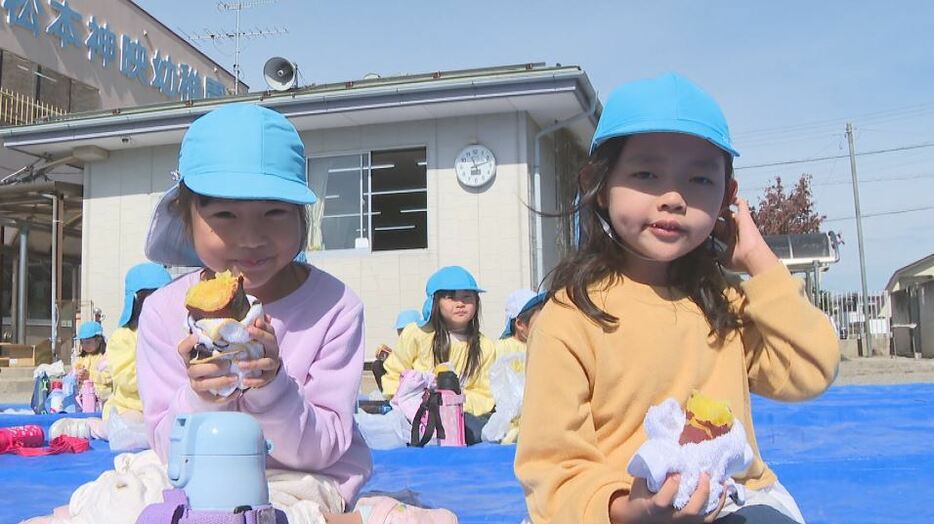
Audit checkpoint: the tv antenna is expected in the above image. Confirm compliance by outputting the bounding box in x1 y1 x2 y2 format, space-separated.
187 1 287 95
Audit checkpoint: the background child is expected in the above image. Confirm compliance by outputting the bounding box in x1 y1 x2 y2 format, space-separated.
73 321 112 403
495 289 546 360
101 262 172 424
380 266 496 430
514 74 839 524
371 309 422 392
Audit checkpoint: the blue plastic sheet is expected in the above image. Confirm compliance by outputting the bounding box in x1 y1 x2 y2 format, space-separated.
2 384 933 523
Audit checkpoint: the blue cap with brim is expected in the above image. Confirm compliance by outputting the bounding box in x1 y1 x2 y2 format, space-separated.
501 291 547 338
394 309 422 330
591 73 739 158
145 104 316 267
75 321 104 340
118 263 172 327
418 266 485 327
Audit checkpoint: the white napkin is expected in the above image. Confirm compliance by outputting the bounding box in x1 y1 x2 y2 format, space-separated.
627 398 754 514
186 296 264 397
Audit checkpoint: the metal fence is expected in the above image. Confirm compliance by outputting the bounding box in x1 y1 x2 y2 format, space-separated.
816 291 890 340
0 88 66 127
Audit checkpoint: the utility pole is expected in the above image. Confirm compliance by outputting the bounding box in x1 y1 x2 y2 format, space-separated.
188 1 287 95
846 122 873 357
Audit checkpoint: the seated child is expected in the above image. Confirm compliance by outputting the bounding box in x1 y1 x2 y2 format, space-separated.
72 321 112 404
494 289 546 360
371 309 422 392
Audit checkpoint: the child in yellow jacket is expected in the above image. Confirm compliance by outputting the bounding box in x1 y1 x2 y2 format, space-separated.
73 321 112 402
101 262 172 422
514 74 839 524
381 266 496 441
494 289 546 360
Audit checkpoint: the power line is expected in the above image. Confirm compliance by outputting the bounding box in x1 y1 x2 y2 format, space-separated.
824 205 934 223
741 173 934 193
735 141 934 170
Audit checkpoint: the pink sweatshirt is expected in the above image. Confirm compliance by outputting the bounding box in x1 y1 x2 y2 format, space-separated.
136 264 372 504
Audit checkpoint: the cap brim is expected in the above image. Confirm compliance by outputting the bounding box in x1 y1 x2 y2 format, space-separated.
118 291 134 327
185 172 317 204
591 120 740 158
145 185 203 267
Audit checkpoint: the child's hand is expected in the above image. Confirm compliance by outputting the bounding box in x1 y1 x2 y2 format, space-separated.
376 344 392 361
177 333 238 403
75 367 89 382
716 197 780 277
240 314 282 389
609 474 727 523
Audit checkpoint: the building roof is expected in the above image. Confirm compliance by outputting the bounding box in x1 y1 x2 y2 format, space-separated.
885 253 934 292
0 63 599 158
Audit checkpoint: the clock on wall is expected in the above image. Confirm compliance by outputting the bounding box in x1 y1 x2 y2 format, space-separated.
454 144 496 188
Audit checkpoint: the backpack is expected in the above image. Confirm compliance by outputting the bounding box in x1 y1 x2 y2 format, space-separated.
30 372 51 415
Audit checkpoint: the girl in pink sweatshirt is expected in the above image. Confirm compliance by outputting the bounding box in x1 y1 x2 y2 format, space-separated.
137 104 454 524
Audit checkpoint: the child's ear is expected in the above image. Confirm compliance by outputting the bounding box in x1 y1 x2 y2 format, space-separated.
721 179 738 211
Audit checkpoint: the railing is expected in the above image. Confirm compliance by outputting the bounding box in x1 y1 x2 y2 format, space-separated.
816 291 890 339
0 88 67 126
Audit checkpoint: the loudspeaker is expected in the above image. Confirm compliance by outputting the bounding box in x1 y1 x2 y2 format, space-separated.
263 57 298 91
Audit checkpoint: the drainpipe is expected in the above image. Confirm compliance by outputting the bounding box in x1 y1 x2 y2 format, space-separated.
42 193 63 357
532 96 598 287
16 225 28 344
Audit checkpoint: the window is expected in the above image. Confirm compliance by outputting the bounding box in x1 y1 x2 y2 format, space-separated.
308 148 427 252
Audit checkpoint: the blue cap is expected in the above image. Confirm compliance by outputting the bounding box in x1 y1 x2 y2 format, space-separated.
75 321 104 340
394 309 422 330
419 266 485 327
145 104 316 267
118 263 172 327
591 73 739 157
501 291 547 338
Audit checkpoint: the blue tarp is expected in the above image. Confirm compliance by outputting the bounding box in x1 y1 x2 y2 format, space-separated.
2 384 933 523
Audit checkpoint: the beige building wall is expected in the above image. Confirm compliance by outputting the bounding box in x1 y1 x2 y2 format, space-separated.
0 0 241 110
81 112 550 358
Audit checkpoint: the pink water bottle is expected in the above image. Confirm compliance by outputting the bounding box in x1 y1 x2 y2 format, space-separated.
77 380 99 413
435 371 466 447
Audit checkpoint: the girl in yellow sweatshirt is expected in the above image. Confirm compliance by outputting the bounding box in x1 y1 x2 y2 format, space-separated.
514 74 839 524
381 266 496 430
73 321 112 402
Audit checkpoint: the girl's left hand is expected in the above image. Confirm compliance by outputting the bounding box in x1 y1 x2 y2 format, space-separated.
716 197 780 276
240 314 282 388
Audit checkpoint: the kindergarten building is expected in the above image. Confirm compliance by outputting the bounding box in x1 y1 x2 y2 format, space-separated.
1 63 600 357
0 0 244 349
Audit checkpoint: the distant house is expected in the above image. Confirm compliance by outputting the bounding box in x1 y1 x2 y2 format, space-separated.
883 253 934 358
884 253 934 294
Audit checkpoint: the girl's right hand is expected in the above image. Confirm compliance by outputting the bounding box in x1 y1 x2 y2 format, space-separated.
609 474 727 523
177 334 238 403
75 367 89 382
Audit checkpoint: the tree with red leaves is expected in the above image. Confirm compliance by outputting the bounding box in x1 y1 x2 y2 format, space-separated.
749 174 826 234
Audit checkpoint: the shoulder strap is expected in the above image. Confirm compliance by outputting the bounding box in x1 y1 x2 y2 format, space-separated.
409 390 445 447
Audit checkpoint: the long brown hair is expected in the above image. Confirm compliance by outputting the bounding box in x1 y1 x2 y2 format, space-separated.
547 136 742 338
428 291 484 383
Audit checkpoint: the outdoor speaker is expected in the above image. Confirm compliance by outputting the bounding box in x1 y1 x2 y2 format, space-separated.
263 57 298 91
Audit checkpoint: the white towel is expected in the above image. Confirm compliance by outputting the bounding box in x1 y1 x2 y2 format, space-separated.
627 398 754 514
186 296 265 397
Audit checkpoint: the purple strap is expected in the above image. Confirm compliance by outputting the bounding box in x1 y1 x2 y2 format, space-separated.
135 489 288 524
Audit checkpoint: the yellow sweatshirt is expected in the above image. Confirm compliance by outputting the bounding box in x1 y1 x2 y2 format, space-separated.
494 336 526 361
101 327 142 421
382 323 496 416
73 352 113 402
514 263 839 524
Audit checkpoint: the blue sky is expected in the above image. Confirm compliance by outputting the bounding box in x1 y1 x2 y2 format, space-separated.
135 0 934 292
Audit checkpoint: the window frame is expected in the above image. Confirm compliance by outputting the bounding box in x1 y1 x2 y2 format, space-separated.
306 145 429 256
